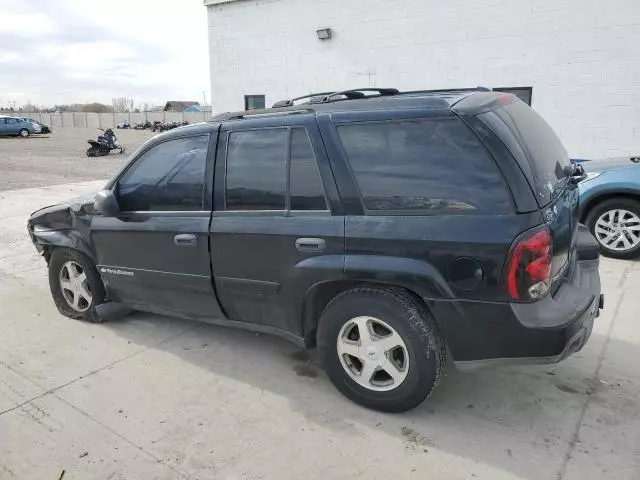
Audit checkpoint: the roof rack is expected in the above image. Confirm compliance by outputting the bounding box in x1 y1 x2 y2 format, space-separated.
271 88 401 108
272 92 337 108
402 86 491 95
212 108 314 121
214 86 493 122
317 88 400 103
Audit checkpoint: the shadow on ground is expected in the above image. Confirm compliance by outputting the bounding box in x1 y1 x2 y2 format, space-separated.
95 308 638 480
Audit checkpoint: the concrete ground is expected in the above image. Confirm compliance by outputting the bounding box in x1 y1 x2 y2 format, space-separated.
0 128 154 191
1 132 639 480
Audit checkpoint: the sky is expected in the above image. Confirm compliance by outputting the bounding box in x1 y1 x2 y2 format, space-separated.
0 0 210 109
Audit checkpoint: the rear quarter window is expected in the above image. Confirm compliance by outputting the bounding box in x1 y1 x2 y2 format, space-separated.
487 99 571 206
336 118 513 214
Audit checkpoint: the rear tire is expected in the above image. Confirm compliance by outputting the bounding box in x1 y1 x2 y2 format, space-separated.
19 129 30 138
317 286 445 412
585 197 640 259
48 248 106 322
86 147 97 157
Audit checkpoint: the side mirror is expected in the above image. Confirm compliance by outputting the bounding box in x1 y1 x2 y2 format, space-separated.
94 190 119 217
570 163 587 184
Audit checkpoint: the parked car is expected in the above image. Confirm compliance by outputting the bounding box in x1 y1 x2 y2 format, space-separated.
0 116 40 137
576 157 640 258
23 118 52 134
27 88 603 412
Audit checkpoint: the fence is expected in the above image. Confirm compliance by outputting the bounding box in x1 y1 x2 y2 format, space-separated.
4 111 211 128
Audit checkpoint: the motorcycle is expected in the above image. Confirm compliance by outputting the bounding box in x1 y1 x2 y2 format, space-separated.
86 128 125 157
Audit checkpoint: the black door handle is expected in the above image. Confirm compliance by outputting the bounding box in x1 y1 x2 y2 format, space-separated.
174 234 197 247
295 237 326 252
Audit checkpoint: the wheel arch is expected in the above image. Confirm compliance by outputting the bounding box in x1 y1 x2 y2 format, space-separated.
31 230 95 264
302 279 440 348
580 190 640 223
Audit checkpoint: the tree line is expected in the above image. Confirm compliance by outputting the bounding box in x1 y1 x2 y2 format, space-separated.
0 97 154 114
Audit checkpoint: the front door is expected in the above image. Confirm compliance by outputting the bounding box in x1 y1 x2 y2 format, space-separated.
210 118 345 336
90 132 224 318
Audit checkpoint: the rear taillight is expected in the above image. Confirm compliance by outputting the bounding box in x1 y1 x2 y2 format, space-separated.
506 227 552 301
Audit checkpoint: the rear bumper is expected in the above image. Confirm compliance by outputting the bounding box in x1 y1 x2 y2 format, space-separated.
434 229 602 367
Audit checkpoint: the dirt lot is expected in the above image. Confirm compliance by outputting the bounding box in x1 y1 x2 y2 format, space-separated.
0 131 639 479
0 128 154 191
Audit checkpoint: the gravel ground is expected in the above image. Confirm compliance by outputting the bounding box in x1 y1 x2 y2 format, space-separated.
0 128 155 191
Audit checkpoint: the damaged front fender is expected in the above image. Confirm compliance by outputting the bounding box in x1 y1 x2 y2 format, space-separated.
27 196 97 261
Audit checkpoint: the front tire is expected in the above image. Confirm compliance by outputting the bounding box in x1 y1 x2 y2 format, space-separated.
585 197 640 259
19 129 30 138
317 287 445 412
48 248 106 322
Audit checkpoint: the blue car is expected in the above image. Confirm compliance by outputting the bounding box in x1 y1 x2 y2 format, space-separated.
0 116 40 137
577 157 640 258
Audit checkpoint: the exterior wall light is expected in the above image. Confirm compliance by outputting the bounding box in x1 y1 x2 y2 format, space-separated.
316 28 332 40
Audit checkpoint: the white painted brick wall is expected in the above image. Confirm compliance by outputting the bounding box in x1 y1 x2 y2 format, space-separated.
207 0 640 159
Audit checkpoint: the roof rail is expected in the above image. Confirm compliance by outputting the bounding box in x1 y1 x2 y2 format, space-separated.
212 108 314 121
318 88 400 103
272 92 336 108
401 86 491 95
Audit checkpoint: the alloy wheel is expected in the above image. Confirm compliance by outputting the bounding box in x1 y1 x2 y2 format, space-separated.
594 209 640 252
336 316 410 391
59 261 93 312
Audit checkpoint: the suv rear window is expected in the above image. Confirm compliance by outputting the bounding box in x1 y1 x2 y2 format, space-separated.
490 99 570 206
337 118 512 214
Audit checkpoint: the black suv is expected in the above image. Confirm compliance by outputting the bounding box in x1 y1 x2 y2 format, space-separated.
28 88 603 412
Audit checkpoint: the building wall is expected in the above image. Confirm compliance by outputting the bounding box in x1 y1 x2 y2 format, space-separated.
206 0 640 159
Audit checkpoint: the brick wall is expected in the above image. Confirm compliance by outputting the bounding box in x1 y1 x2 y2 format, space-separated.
206 0 640 159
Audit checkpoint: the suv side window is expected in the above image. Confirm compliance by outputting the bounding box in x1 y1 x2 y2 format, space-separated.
223 127 328 212
337 118 512 214
290 128 327 211
224 129 288 211
117 135 209 212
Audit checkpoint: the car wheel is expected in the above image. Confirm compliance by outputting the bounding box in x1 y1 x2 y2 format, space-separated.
48 248 106 322
317 286 446 412
19 129 30 138
585 197 640 259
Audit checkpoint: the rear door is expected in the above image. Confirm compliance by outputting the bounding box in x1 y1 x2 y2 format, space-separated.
4 118 20 134
210 115 344 336
477 98 577 284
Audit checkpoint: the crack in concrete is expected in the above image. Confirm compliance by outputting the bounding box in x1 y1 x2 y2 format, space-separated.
0 322 201 477
556 265 631 480
0 323 201 417
53 394 192 479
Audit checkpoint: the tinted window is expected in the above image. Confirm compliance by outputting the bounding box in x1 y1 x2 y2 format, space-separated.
118 136 209 211
337 118 511 214
225 129 287 210
290 128 327 210
6 118 18 124
493 100 570 206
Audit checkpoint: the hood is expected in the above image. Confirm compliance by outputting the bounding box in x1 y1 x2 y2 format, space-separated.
573 157 640 173
29 190 100 229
